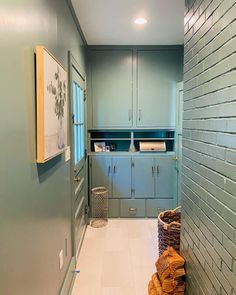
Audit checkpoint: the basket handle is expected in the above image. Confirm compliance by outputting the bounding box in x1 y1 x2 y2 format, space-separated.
163 221 181 230
172 206 181 213
158 206 181 229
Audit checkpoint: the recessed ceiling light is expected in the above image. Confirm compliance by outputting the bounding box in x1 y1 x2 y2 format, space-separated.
134 18 147 25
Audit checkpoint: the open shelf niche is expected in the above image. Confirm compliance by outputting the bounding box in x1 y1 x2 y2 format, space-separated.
88 130 175 153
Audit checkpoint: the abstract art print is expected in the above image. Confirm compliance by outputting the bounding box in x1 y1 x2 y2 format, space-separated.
36 46 68 163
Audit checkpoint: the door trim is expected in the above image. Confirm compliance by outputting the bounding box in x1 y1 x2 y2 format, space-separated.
68 52 88 259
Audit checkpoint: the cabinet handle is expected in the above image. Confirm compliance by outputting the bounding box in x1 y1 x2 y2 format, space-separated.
128 110 132 121
108 165 111 175
113 165 117 174
129 207 137 215
156 165 160 175
138 109 142 121
152 166 155 176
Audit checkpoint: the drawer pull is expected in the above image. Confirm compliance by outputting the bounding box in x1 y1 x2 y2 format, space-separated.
156 165 160 175
129 207 137 215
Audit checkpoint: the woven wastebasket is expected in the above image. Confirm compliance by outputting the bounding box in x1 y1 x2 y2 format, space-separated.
91 187 108 228
158 207 181 256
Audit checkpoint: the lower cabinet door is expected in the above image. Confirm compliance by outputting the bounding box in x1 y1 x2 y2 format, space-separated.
155 157 176 199
120 199 145 217
146 199 174 217
91 156 112 197
112 157 132 198
134 156 155 198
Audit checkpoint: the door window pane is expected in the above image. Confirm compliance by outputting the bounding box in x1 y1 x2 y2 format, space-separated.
73 82 85 166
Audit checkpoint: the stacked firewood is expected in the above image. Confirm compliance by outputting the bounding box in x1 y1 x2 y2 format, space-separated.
148 247 186 295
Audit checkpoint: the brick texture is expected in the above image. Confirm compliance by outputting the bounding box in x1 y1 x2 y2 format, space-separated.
182 0 236 294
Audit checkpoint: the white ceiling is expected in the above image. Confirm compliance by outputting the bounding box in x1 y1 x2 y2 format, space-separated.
72 0 185 45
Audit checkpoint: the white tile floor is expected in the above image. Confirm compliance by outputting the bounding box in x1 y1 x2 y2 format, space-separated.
72 219 158 295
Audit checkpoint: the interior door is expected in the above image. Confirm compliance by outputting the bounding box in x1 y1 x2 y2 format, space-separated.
137 50 180 128
90 50 133 128
133 156 155 198
112 157 132 198
71 63 87 256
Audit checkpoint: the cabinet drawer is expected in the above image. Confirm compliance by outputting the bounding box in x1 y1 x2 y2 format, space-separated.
108 199 120 218
120 199 145 218
146 199 174 217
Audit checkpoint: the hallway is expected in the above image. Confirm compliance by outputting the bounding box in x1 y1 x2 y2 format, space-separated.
72 219 158 295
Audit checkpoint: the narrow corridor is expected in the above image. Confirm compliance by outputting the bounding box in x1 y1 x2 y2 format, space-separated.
72 219 158 295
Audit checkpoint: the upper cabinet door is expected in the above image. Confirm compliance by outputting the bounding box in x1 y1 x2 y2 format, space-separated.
112 157 132 198
90 50 133 128
137 50 181 128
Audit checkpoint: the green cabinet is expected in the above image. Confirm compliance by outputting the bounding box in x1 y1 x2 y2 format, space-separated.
155 157 176 199
112 157 132 198
90 156 112 197
146 199 174 217
120 199 145 218
88 47 182 129
133 155 176 199
137 50 181 128
89 50 133 128
90 154 177 218
133 156 155 198
90 155 132 198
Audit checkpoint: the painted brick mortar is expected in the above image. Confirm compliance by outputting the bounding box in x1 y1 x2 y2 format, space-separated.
182 0 236 294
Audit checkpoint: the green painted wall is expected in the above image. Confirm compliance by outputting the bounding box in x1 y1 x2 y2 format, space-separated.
0 0 86 294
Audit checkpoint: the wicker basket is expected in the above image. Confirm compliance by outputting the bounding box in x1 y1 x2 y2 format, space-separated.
158 207 181 256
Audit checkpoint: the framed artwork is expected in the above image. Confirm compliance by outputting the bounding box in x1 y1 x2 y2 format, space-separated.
36 46 68 163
